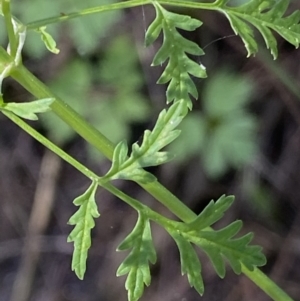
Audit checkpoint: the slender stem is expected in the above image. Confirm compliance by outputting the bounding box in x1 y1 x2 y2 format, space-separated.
99 181 182 230
160 0 217 9
100 181 146 212
2 110 99 181
26 0 217 30
2 0 17 57
26 0 151 30
242 267 294 301
141 180 195 221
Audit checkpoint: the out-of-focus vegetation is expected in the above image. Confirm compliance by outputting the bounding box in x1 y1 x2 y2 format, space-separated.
170 69 257 178
5 0 121 57
41 35 151 150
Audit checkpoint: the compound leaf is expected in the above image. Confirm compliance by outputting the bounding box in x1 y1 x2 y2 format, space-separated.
145 2 207 109
187 220 266 277
170 231 204 295
188 195 235 230
218 0 300 58
166 195 266 291
67 181 99 280
179 195 266 278
0 98 54 120
117 213 157 301
104 100 187 183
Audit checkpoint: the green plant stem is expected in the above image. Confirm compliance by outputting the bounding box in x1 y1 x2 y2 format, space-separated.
2 0 17 57
242 267 294 301
100 182 183 231
1 109 99 181
25 0 217 30
26 0 151 30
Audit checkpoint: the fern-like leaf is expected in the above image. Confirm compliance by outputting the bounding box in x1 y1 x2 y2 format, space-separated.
167 195 266 291
104 100 187 183
186 220 266 278
217 0 300 59
145 2 207 109
183 195 266 277
170 231 204 295
117 213 157 301
188 194 235 230
67 181 99 279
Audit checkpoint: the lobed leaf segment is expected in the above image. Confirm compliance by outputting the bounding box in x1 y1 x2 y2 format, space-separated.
0 98 54 120
217 0 300 59
167 195 266 296
67 181 100 279
117 213 157 301
104 99 187 183
145 1 207 109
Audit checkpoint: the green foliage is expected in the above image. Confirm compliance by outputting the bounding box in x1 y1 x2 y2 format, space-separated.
67 181 100 280
171 231 204 295
184 196 266 275
2 1 298 300
188 220 265 275
104 100 187 183
167 195 266 291
145 2 207 109
40 59 91 144
117 213 157 301
93 35 150 144
41 35 150 146
170 69 257 178
217 0 300 59
36 26 59 54
188 194 235 230
0 97 54 120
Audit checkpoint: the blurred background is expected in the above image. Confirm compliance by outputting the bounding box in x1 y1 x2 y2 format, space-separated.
1 0 300 300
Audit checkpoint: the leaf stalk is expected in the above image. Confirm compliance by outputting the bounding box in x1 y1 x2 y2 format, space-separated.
25 0 219 30
2 0 18 57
